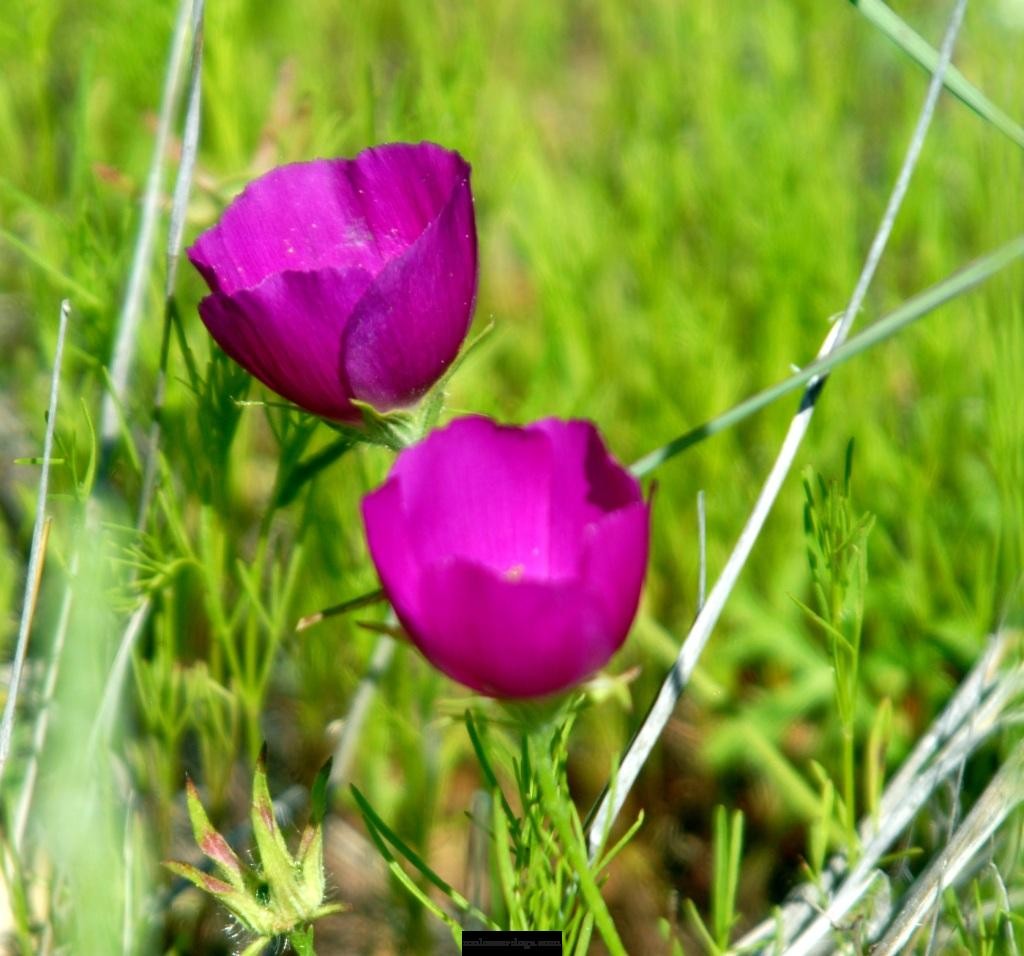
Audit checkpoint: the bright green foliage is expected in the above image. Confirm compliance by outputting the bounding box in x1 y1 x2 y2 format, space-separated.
682 805 745 954
466 705 641 955
1 0 1023 951
798 442 875 847
164 752 344 953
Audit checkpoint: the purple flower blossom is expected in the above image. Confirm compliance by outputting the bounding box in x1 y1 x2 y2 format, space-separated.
362 416 650 698
187 142 477 421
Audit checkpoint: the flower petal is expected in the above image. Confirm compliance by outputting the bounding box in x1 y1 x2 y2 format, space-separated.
529 419 645 578
387 417 555 576
579 501 650 642
198 267 373 420
360 415 651 699
360 476 424 624
345 142 471 255
187 143 469 298
189 162 382 297
412 560 616 698
341 159 477 409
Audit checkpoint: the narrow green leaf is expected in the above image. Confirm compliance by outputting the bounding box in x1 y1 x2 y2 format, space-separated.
533 746 627 956
724 810 744 946
350 785 497 928
310 758 332 825
850 0 1024 149
631 234 1024 476
810 777 835 876
355 793 465 935
465 711 517 833
712 806 729 944
865 698 893 820
792 595 851 647
274 435 356 509
77 397 98 500
595 810 644 874
574 913 595 956
0 227 104 308
683 897 721 955
491 786 525 929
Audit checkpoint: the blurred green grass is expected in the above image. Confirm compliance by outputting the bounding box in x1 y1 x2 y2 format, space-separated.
1 0 1023 951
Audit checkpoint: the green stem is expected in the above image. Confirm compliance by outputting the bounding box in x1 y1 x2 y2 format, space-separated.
287 925 316 956
841 725 857 856
532 736 626 956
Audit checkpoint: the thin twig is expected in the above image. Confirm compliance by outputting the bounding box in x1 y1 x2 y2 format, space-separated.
696 491 706 613
733 629 1018 950
585 0 967 862
835 0 968 346
989 860 1021 956
137 0 205 530
748 632 1022 955
13 5 201 900
0 300 70 785
296 588 386 632
850 0 1024 149
165 0 203 295
91 0 203 768
99 0 194 464
12 551 78 850
876 630 1010 824
872 740 1024 955
924 744 970 955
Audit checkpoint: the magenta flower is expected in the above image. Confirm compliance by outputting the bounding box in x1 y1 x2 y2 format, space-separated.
362 417 650 698
187 142 477 421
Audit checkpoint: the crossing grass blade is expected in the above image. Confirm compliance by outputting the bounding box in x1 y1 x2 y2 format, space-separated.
849 0 1024 149
631 233 1024 477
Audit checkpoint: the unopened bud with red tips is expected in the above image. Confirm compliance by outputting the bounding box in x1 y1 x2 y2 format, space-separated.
165 748 343 952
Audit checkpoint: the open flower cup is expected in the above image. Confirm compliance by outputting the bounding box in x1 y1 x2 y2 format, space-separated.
362 416 651 699
187 142 478 422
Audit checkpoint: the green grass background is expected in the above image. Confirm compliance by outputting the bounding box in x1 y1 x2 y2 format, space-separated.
1 0 1023 952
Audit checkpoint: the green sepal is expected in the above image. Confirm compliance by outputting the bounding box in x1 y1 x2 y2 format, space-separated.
251 745 298 894
350 400 420 450
168 752 344 948
296 759 332 912
287 926 316 956
310 902 347 919
579 666 641 711
184 777 245 890
296 823 326 908
163 861 269 933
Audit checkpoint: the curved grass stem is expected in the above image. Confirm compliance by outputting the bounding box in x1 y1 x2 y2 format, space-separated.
588 0 970 862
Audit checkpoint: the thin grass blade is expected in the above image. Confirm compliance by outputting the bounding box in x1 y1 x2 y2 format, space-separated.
850 0 1024 149
0 300 70 784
